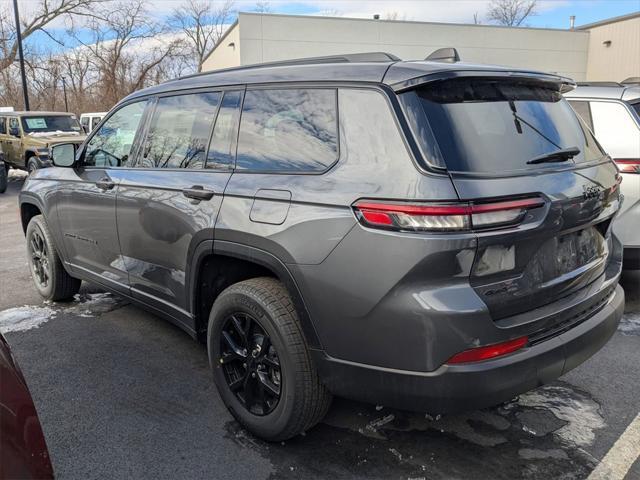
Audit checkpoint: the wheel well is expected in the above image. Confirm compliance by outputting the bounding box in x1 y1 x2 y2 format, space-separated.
20 203 41 233
194 255 275 340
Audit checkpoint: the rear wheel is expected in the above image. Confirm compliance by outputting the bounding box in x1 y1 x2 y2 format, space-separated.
208 277 331 441
26 215 81 301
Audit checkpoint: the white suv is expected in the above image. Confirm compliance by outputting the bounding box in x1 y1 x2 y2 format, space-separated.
566 83 640 269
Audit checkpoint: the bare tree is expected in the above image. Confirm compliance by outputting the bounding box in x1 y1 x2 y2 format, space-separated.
171 0 234 73
486 0 537 27
0 0 104 72
473 12 482 25
72 0 185 108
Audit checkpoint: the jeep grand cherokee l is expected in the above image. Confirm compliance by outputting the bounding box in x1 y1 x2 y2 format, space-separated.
19 53 625 441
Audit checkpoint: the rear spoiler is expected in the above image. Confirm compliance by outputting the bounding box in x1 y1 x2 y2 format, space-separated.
387 69 576 94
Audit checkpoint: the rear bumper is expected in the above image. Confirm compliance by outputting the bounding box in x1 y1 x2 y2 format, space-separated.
312 284 624 413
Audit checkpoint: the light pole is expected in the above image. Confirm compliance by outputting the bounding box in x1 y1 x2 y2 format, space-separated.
61 77 69 112
12 0 30 111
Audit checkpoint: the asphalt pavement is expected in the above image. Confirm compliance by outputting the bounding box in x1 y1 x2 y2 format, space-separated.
1 170 639 480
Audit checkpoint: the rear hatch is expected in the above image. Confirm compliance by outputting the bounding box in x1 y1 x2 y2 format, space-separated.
399 76 621 320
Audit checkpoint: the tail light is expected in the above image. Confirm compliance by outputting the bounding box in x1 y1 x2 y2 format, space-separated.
446 336 528 364
353 197 545 232
614 159 640 174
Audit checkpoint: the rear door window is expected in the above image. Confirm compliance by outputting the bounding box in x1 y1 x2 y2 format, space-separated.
206 90 242 170
402 78 605 173
140 92 221 169
236 88 338 173
0 117 5 134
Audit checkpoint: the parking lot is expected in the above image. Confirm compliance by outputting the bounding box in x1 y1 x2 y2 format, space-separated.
1 170 639 480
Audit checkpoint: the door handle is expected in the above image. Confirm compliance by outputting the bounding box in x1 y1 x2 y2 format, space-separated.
182 185 214 201
95 177 115 190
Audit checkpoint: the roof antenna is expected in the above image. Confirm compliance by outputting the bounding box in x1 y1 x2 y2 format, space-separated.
425 47 460 63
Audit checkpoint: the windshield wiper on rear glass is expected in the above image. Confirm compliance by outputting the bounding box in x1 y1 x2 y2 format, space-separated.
526 146 581 165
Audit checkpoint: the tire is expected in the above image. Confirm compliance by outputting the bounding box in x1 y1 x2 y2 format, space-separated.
0 163 6 193
26 215 81 301
27 157 39 175
208 277 331 441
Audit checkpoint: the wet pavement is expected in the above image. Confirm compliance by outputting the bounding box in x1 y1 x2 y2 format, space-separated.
1 171 639 479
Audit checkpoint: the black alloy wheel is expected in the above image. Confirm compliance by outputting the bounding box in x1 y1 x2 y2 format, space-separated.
28 227 50 289
219 312 282 416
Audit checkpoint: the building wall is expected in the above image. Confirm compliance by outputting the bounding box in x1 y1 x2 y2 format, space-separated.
204 13 590 80
202 22 241 71
584 16 640 81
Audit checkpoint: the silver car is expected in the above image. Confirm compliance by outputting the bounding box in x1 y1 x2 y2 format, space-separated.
565 83 640 269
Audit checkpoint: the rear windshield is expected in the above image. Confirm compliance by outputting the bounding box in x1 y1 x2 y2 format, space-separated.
21 115 82 134
401 78 605 173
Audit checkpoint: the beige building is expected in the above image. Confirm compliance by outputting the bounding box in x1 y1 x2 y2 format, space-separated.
202 11 640 83
578 12 640 82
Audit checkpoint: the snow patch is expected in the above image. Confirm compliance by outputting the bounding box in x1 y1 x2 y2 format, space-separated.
619 311 640 336
0 305 57 333
518 385 605 447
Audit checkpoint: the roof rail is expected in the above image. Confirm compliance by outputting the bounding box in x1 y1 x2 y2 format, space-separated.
576 81 623 87
172 52 401 83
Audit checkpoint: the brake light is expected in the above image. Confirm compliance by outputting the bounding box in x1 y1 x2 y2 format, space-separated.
615 159 640 174
446 336 528 364
353 197 544 232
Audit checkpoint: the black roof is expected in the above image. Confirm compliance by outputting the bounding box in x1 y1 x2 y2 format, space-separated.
123 53 574 103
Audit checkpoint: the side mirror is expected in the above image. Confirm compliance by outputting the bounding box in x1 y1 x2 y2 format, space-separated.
50 143 77 167
9 127 20 137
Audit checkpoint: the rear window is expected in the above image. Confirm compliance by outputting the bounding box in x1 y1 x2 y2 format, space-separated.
402 78 605 173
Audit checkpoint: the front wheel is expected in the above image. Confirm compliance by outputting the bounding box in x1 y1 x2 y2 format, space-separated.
26 215 81 301
27 157 39 175
208 277 331 441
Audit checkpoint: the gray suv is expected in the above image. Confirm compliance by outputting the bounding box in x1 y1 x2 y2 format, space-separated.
19 53 625 441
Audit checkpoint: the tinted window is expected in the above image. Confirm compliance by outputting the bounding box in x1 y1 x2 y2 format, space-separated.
85 101 147 167
568 100 594 131
404 79 605 173
630 101 640 117
91 117 102 131
207 91 242 169
236 89 338 172
0 117 5 134
9 117 19 132
21 115 81 134
140 92 220 169
80 117 90 130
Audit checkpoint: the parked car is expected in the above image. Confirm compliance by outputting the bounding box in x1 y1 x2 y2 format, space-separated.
19 53 625 441
0 148 6 194
565 83 640 269
0 332 54 479
79 112 107 133
0 111 86 174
